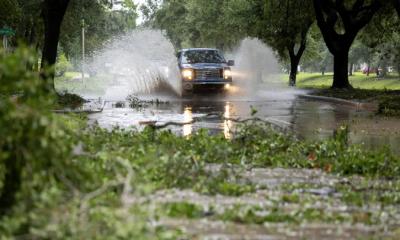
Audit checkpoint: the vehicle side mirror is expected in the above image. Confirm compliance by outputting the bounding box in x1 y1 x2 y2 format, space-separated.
227 60 235 66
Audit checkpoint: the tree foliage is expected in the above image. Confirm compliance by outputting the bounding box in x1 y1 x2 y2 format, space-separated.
60 0 138 63
0 47 73 217
1 0 400 90
149 0 241 50
147 0 315 85
313 0 398 88
0 0 21 30
262 0 315 85
1 0 138 85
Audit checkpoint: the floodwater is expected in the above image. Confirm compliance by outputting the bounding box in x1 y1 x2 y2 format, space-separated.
87 86 400 155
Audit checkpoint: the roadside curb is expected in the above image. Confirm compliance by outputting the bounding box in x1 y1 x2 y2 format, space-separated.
299 94 379 111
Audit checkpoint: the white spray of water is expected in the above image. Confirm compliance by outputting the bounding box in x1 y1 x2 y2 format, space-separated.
88 29 181 100
229 38 281 94
87 32 299 101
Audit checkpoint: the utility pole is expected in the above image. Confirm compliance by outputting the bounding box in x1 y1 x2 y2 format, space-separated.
81 19 85 82
2 35 7 50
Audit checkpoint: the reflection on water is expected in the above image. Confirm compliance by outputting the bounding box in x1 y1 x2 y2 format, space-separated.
182 102 234 139
183 107 193 136
224 103 233 139
178 99 400 154
88 92 400 155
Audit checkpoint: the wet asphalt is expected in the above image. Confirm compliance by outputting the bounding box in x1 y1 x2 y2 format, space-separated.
86 86 400 155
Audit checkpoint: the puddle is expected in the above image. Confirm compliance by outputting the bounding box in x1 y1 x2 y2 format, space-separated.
87 88 400 154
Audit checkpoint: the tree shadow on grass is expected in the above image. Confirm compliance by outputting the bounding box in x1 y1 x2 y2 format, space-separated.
299 74 333 83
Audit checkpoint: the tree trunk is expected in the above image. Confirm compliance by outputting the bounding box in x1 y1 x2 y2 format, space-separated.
394 0 400 16
381 64 387 77
313 0 382 89
398 63 400 77
29 23 36 47
41 0 70 88
26 24 37 71
287 38 307 87
332 53 351 88
0 156 21 217
289 56 300 86
349 62 354 76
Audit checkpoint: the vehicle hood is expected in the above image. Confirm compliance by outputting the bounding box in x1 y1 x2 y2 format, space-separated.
180 63 228 69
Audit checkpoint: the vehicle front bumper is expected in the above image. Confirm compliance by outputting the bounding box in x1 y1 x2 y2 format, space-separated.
182 78 232 90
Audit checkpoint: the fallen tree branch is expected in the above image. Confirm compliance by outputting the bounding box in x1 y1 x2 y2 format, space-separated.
141 113 290 131
79 179 122 215
78 157 135 220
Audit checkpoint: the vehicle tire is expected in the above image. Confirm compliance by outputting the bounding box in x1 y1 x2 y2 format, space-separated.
181 82 194 97
181 89 193 97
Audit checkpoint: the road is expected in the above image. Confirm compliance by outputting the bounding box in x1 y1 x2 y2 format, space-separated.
87 86 400 154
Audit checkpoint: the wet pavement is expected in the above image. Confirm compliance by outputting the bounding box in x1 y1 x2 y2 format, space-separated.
87 87 400 154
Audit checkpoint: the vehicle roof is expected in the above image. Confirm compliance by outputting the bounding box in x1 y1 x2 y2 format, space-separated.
179 48 219 52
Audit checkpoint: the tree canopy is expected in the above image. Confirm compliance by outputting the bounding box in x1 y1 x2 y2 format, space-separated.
1 0 399 88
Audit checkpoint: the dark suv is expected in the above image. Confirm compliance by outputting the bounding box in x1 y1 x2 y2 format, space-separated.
177 48 234 94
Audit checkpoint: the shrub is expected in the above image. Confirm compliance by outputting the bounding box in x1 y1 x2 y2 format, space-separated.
0 48 75 235
378 95 400 116
55 53 72 77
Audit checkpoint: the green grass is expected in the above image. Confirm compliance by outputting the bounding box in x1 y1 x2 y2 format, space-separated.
63 71 81 79
295 72 400 115
296 72 400 90
55 71 109 95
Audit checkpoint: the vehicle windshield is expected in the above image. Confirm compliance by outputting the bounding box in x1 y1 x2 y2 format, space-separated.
181 50 226 64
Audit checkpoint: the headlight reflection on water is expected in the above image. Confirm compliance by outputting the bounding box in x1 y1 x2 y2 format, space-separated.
182 103 233 138
183 107 193 137
224 103 233 139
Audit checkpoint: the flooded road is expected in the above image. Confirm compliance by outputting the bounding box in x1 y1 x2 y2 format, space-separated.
88 88 400 154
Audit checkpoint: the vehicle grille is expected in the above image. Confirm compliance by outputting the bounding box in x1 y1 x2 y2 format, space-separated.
195 69 223 80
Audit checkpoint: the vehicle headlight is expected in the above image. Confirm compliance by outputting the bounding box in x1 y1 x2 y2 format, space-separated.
224 69 232 79
182 69 194 80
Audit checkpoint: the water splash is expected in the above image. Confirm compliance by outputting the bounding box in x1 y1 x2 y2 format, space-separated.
88 29 181 100
228 38 281 94
86 33 295 101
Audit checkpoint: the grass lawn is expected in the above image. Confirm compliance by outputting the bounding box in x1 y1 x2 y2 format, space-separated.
55 71 109 95
293 72 400 116
296 72 400 90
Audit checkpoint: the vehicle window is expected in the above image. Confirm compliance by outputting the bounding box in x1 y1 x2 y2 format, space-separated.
181 50 226 64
